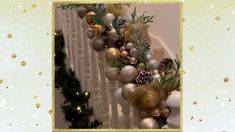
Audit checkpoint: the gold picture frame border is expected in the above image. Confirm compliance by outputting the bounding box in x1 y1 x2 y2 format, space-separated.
52 0 183 132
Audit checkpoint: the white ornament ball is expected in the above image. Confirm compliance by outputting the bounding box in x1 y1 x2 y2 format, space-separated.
140 117 159 129
122 83 137 99
147 59 159 70
120 65 138 83
114 88 126 104
105 67 120 81
129 48 139 58
102 13 115 25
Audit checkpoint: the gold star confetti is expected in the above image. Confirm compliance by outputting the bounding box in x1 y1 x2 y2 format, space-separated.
32 4 37 8
21 61 26 66
7 33 12 39
48 109 52 115
33 95 38 99
39 72 42 75
193 101 197 105
215 16 221 21
224 77 229 83
0 79 3 84
190 116 194 120
11 53 17 59
35 103 40 108
189 45 195 51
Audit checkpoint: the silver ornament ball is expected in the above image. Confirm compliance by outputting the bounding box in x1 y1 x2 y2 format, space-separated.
147 59 159 70
105 67 120 81
129 48 139 58
126 42 134 51
102 13 115 25
120 65 138 83
114 88 126 105
122 83 137 99
92 38 106 52
139 117 159 129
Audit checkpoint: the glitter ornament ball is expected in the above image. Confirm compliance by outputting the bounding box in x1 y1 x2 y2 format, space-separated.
92 38 106 52
105 67 120 81
86 11 96 25
120 65 138 83
92 24 104 36
147 59 159 71
105 48 121 61
139 90 160 110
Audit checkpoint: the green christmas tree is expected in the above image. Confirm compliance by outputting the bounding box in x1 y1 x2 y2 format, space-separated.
55 31 101 128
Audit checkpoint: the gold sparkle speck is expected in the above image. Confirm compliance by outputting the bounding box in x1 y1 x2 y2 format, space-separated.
21 61 26 66
215 16 221 21
193 101 197 105
35 124 38 126
35 103 40 108
7 33 12 39
224 77 229 83
227 28 230 31
46 83 49 86
0 79 3 84
23 9 27 13
182 18 185 23
229 99 231 102
9 123 12 126
198 119 202 122
39 72 42 75
32 4 36 8
189 45 195 51
11 53 17 59
216 96 218 99
33 95 38 99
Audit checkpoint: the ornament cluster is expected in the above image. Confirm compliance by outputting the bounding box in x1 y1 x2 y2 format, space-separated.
76 4 180 129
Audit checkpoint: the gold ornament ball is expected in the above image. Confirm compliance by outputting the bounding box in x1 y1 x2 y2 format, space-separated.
92 24 104 36
120 65 138 83
105 67 120 81
139 90 160 110
86 11 96 25
122 83 137 99
105 48 121 61
121 51 128 58
161 108 171 118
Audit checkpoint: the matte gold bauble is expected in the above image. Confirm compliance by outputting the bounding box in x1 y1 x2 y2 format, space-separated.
120 65 138 83
105 48 121 61
139 90 160 110
86 11 96 25
121 51 128 58
92 24 104 36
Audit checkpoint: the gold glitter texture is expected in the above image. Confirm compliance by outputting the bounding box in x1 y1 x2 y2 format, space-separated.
7 33 12 39
224 77 229 83
35 103 40 108
21 61 26 66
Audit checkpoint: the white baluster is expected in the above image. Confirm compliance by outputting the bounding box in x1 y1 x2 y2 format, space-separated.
108 80 119 128
97 52 110 128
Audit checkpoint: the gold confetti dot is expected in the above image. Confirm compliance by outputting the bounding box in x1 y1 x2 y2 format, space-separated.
193 101 197 105
35 123 38 126
23 9 27 13
0 79 3 84
215 16 221 21
229 99 231 102
7 33 12 39
46 83 49 86
190 116 194 120
11 53 17 59
33 95 38 99
9 123 12 126
227 28 230 31
39 72 42 75
48 109 52 115
46 33 49 35
21 61 26 66
182 70 185 74
6 86 9 89
189 45 195 51
182 18 185 23
198 119 202 122
32 4 37 8
224 77 229 83
35 103 40 108
216 96 218 99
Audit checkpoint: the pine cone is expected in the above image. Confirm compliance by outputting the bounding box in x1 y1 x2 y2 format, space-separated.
158 58 174 72
135 71 153 85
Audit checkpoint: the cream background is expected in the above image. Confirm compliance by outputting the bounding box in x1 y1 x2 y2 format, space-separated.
0 0 235 132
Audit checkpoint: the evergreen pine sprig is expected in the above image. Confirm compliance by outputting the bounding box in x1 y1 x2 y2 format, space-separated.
130 7 155 24
106 57 130 69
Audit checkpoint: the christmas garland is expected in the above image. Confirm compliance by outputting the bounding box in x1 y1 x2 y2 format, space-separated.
54 31 102 128
58 4 180 129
